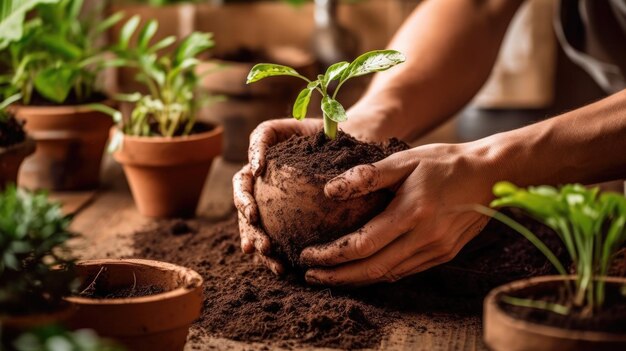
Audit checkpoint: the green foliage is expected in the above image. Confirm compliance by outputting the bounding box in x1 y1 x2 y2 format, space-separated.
0 186 76 316
477 182 626 315
0 0 124 104
0 0 59 50
246 49 405 139
13 326 124 351
107 17 215 139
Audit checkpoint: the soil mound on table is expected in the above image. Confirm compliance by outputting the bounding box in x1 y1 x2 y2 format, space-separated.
128 210 593 349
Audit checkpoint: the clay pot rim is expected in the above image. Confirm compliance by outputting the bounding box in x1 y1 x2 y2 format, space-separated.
65 258 203 305
113 122 223 144
485 275 626 341
9 99 116 115
0 136 36 155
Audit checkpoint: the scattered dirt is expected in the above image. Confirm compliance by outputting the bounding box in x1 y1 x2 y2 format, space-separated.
0 114 25 147
129 209 581 349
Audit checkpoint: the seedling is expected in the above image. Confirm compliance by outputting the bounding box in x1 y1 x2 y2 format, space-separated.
95 16 216 149
246 50 406 139
474 182 626 316
0 185 77 315
0 0 125 104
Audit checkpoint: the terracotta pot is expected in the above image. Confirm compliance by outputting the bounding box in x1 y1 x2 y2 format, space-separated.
112 123 223 218
484 275 626 351
0 137 36 189
11 102 114 191
65 259 203 351
255 160 391 266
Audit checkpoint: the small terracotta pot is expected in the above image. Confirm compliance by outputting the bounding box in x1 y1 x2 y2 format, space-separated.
65 259 203 351
11 102 114 191
254 160 391 266
112 123 223 218
484 275 626 351
0 137 36 189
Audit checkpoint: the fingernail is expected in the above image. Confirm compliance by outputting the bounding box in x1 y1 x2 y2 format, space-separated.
241 239 253 254
305 271 323 285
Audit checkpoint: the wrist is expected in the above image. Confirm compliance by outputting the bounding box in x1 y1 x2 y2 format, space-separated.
343 91 406 142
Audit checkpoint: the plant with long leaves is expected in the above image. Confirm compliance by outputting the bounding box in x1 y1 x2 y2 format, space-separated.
0 0 124 104
473 182 626 316
0 185 77 316
96 16 215 146
246 50 405 139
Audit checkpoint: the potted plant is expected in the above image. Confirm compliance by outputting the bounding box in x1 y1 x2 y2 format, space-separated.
64 259 203 351
98 17 223 218
11 325 124 351
474 182 626 351
0 0 123 191
0 95 35 189
0 186 77 341
246 50 407 266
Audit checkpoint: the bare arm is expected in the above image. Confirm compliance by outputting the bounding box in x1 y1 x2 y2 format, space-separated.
345 0 524 141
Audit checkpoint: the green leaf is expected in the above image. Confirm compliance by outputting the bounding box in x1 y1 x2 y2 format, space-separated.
173 32 213 67
0 93 22 110
94 11 124 35
322 61 348 88
148 35 176 53
37 34 83 59
246 63 301 84
137 19 158 51
321 96 347 123
86 103 122 124
34 66 76 103
292 86 315 120
119 15 140 50
0 0 59 50
341 50 406 81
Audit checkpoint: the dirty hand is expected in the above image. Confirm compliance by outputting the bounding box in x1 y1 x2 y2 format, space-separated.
233 118 324 275
299 142 502 286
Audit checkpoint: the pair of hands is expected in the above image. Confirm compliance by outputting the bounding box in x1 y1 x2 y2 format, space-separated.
233 117 497 287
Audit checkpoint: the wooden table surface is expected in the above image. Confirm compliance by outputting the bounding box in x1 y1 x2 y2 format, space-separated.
63 118 487 351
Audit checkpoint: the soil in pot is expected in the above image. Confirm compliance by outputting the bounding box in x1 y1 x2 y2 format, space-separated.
75 266 166 299
499 281 626 333
255 130 409 267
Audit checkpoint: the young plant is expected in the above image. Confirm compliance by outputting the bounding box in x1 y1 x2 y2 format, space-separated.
474 182 626 316
98 16 215 145
246 50 406 139
0 0 124 104
0 185 77 316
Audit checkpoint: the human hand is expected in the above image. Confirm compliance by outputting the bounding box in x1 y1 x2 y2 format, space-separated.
299 141 502 286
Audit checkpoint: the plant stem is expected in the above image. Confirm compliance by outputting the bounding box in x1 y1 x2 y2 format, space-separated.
323 113 337 140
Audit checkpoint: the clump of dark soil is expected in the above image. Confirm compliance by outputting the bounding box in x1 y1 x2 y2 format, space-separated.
265 130 408 179
75 267 166 299
129 209 588 349
0 114 25 147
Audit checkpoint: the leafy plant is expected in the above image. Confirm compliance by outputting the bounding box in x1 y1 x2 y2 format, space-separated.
0 0 124 104
246 50 405 139
13 326 124 351
0 0 59 50
0 94 26 147
474 182 626 316
0 185 77 316
96 16 215 143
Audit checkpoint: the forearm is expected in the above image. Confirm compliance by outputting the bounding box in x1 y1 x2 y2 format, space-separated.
347 0 523 141
482 90 626 186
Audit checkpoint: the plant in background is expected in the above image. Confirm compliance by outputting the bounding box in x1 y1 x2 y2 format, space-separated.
0 94 25 147
474 182 626 316
96 15 215 147
0 185 77 316
0 0 124 104
246 50 405 139
12 326 124 351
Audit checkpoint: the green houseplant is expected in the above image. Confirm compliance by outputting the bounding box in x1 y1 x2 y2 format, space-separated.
0 95 35 189
100 16 223 218
246 51 408 267
0 0 122 191
0 185 77 339
476 182 626 351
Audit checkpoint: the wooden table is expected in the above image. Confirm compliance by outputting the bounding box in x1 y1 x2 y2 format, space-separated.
63 118 486 351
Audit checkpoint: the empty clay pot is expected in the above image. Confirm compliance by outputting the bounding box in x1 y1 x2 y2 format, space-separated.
65 259 203 351
0 137 36 189
112 123 223 218
484 275 626 351
254 160 392 266
11 102 114 191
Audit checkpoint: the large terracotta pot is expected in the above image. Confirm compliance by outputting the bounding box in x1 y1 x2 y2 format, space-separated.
484 275 626 351
65 259 203 351
11 102 114 191
0 137 35 189
254 160 391 266
112 123 223 218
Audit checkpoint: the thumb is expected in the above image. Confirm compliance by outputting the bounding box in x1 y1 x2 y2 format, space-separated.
324 152 414 200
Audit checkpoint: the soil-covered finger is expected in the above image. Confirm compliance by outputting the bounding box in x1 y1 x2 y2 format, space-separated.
237 211 255 254
232 165 259 223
